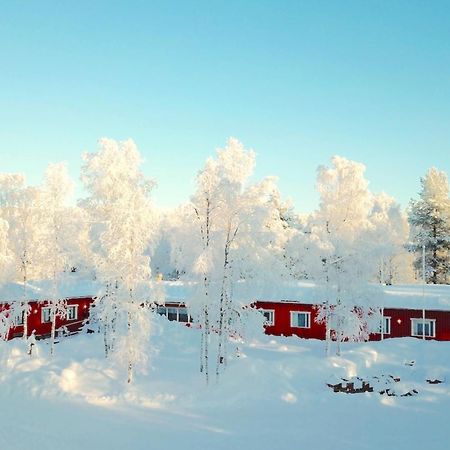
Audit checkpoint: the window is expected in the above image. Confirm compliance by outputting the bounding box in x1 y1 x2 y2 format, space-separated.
66 305 78 321
291 311 311 328
156 306 167 316
411 318 436 338
41 307 53 324
378 317 391 335
260 309 275 326
178 309 190 323
14 311 24 326
167 307 178 321
156 306 191 323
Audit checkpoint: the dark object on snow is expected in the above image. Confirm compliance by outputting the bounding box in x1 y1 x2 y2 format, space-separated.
327 379 373 394
389 375 401 382
86 329 95 334
401 389 419 397
426 379 443 384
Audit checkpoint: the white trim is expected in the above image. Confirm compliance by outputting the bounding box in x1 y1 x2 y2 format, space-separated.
411 318 436 338
260 309 275 326
290 311 311 328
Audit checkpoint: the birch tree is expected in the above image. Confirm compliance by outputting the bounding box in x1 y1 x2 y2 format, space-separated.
0 218 14 341
0 174 43 347
368 193 412 284
172 138 290 382
81 138 159 383
40 163 77 355
306 156 383 355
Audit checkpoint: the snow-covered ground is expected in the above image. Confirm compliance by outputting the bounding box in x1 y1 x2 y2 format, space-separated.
1 317 450 450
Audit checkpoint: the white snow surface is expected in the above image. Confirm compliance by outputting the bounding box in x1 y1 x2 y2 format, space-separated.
164 280 450 311
1 316 450 450
0 274 100 301
2 276 450 312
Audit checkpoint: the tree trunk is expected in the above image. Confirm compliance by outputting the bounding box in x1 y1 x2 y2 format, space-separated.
50 302 57 356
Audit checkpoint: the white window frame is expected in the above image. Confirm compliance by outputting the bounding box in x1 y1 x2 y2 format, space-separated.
41 307 53 324
378 316 391 335
411 318 436 338
261 309 275 326
66 305 78 321
290 311 311 329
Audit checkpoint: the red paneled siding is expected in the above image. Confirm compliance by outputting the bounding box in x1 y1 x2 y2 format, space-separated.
4 297 94 340
256 301 450 342
371 308 450 341
254 301 327 340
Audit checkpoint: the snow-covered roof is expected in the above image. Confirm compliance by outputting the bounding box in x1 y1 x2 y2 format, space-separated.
163 281 450 312
2 277 450 312
0 274 100 302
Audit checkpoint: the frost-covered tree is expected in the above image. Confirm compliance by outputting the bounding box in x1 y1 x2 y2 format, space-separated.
305 156 383 355
40 163 77 355
172 138 290 382
81 138 159 383
0 174 44 346
409 168 450 284
150 211 179 280
368 193 413 285
0 219 10 283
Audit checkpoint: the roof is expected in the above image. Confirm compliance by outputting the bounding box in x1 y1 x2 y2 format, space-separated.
163 280 450 312
1 277 450 312
0 274 100 302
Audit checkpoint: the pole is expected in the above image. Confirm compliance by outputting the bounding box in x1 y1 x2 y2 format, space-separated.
422 244 426 340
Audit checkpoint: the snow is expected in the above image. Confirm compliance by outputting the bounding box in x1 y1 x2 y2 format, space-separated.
0 274 100 301
1 316 450 450
164 280 450 311
4 277 449 313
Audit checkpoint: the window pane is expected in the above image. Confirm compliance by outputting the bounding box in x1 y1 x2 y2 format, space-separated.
42 308 52 323
178 310 189 323
156 307 166 316
416 322 423 335
167 308 178 321
298 314 306 327
262 311 273 325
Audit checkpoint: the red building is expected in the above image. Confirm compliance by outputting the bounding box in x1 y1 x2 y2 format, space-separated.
253 300 450 341
1 297 93 340
1 280 450 342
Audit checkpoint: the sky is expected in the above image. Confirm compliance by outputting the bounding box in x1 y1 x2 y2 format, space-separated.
0 0 449 213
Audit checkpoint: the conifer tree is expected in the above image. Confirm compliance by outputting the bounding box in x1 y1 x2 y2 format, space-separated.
409 168 450 284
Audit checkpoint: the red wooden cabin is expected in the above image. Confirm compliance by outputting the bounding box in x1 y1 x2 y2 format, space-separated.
254 300 450 341
1 297 93 340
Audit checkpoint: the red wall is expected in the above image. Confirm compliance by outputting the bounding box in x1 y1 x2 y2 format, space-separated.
255 301 450 342
370 307 450 341
254 301 327 340
6 297 93 340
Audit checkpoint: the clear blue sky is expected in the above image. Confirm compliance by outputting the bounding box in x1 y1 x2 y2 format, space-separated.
0 0 449 212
